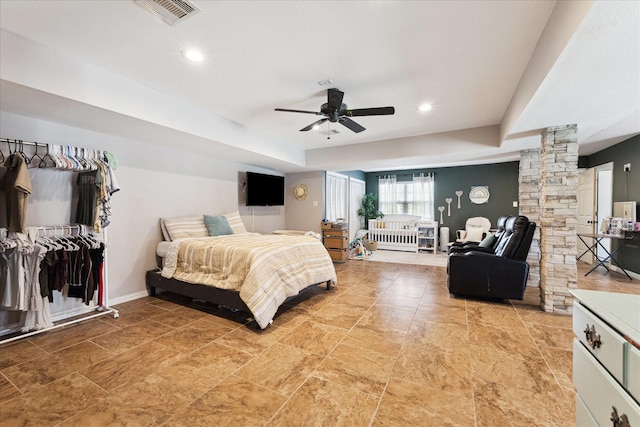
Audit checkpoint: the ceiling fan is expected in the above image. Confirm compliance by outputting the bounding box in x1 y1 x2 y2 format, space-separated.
275 88 395 133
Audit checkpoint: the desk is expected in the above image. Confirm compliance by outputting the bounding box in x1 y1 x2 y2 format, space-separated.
577 233 635 280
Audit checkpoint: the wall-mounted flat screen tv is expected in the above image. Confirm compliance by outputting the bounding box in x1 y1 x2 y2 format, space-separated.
246 172 285 206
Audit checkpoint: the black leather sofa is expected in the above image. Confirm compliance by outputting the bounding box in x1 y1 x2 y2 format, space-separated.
447 215 536 300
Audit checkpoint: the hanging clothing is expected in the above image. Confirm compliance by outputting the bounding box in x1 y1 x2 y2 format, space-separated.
75 170 100 226
0 154 32 232
0 247 26 310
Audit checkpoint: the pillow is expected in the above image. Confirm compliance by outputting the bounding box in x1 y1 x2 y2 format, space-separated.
204 215 234 236
477 233 496 248
162 216 208 241
465 227 485 242
224 211 248 234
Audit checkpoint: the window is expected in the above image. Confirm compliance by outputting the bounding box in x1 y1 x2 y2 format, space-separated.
379 173 434 220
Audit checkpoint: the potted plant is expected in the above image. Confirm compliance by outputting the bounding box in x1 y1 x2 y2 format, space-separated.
357 193 384 230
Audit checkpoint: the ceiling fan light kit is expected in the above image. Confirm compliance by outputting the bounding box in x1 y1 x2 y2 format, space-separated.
275 88 395 134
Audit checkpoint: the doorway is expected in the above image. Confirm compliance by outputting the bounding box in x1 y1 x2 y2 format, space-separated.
349 178 365 242
596 164 613 259
576 163 613 265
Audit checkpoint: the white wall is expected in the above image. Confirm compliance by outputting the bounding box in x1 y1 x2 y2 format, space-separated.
0 112 285 320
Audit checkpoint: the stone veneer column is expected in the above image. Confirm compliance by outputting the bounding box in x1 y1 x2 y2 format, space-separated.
539 124 579 314
519 149 541 294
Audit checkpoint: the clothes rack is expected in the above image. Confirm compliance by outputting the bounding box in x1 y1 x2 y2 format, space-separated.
0 224 119 344
0 223 119 343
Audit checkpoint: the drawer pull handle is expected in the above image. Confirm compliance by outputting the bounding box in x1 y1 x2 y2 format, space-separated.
610 406 630 427
584 324 601 349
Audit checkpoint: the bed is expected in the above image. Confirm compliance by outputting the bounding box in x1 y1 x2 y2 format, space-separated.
146 213 337 329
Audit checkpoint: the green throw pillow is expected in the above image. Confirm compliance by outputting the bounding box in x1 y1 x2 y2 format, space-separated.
203 215 234 236
478 233 496 248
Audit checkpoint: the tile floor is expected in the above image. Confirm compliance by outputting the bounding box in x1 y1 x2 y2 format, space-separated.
1 261 638 426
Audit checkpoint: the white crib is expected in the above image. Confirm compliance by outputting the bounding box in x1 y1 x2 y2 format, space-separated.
368 214 422 252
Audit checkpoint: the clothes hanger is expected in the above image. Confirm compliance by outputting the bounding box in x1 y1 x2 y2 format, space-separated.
40 144 56 168
28 142 46 169
18 141 31 166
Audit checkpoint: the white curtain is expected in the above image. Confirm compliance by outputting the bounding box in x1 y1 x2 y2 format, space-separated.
412 173 434 219
378 175 398 214
325 172 348 221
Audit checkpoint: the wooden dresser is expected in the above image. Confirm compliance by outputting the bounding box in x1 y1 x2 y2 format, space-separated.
323 226 349 263
570 289 640 426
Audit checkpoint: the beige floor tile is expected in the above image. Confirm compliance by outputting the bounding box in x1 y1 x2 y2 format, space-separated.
166 375 287 426
393 340 473 393
341 325 406 358
271 305 312 329
268 376 378 426
27 320 119 353
150 305 208 328
156 341 253 395
373 377 475 426
0 374 21 403
314 343 396 396
515 305 573 328
280 319 347 355
102 302 171 327
3 340 114 394
0 339 48 370
61 373 198 426
215 323 291 355
539 344 575 394
81 340 179 392
474 378 574 427
466 304 522 326
153 318 233 353
312 302 368 329
470 344 558 394
235 342 323 396
0 372 108 426
467 320 541 358
90 319 174 353
356 304 416 333
526 323 574 349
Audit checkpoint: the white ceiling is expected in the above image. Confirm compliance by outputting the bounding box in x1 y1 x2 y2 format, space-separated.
0 0 638 172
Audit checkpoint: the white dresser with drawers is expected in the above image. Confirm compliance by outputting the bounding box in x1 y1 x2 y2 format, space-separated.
571 290 640 426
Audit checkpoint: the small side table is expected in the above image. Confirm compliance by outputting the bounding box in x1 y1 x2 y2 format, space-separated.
577 233 635 280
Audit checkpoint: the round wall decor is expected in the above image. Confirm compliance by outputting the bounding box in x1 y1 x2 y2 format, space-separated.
294 184 308 201
469 186 490 204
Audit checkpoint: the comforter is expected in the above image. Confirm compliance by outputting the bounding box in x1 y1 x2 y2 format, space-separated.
161 233 336 328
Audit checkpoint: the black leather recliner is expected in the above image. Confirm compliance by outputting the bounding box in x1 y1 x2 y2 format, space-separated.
447 215 536 300
449 215 509 254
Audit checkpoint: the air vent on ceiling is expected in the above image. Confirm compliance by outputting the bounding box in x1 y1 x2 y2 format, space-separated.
135 0 200 26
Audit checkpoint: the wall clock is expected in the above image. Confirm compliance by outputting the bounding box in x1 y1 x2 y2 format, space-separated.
469 186 490 204
294 184 308 201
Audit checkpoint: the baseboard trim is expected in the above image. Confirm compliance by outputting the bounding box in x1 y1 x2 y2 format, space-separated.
109 290 150 306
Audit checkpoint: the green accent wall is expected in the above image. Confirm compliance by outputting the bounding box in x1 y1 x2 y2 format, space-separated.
365 162 520 242
584 135 640 274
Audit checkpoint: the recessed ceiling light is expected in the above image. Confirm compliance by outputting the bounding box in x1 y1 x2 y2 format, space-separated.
418 103 433 112
182 49 204 62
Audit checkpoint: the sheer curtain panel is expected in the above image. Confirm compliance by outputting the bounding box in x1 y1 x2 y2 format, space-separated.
412 173 434 220
378 175 398 214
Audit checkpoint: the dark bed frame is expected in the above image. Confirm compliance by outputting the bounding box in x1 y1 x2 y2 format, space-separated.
145 269 332 326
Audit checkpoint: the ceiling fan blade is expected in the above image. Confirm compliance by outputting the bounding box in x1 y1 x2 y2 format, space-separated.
300 118 329 131
327 88 344 112
345 106 395 117
275 108 324 115
339 117 366 133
